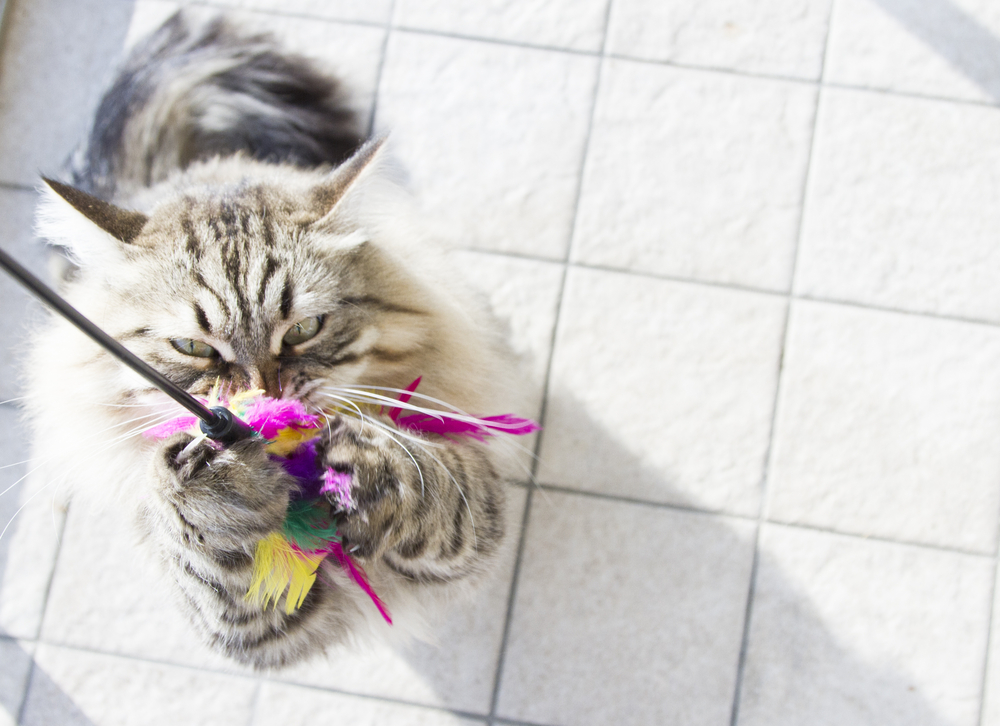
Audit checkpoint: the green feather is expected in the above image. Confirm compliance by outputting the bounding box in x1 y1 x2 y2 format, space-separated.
282 499 341 551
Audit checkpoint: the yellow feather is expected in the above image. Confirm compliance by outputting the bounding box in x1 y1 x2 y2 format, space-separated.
265 426 321 457
245 533 325 614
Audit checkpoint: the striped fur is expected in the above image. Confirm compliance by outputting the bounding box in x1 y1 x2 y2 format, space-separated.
25 12 525 669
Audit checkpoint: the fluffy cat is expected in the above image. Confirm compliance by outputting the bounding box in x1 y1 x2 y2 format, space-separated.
23 13 527 669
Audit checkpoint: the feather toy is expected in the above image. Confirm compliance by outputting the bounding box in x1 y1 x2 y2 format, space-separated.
144 379 539 621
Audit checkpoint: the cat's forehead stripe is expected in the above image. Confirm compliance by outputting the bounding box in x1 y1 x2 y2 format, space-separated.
258 254 279 307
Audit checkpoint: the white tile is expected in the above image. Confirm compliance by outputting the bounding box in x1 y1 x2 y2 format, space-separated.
607 0 832 79
375 32 598 260
40 503 237 671
826 0 1000 103
0 640 33 726
766 300 1000 553
739 524 993 726
796 88 1000 322
254 682 480 726
497 491 756 726
195 0 392 24
20 645 256 726
394 0 610 52
127 1 386 131
279 487 526 714
0 188 49 403
537 268 785 517
0 0 136 186
0 406 65 640
572 60 816 292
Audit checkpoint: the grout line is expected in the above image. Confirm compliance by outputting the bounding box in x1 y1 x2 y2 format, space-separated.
366 0 395 138
792 293 1000 329
607 50 820 87
263 674 491 723
728 10 833 723
978 560 998 726
14 639 493 723
390 23 603 58
487 3 613 720
534 481 996 559
822 79 1000 110
183 1 387 30
486 487 534 724
535 483 758 523
244 678 263 726
17 500 71 723
458 248 1000 331
0 180 34 193
765 518 997 560
570 260 790 298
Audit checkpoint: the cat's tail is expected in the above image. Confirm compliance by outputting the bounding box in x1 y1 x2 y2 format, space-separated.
66 12 364 201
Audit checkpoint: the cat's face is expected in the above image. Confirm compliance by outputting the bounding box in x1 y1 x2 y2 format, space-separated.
36 143 435 414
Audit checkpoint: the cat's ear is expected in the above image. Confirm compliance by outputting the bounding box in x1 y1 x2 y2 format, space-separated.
308 136 388 230
36 178 149 266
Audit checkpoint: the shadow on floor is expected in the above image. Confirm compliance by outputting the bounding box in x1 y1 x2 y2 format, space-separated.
871 0 1000 101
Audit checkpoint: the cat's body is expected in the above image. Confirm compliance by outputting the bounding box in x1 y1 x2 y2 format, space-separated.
23 14 526 669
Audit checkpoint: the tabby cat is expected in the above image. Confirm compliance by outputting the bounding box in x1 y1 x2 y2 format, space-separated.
23 13 526 669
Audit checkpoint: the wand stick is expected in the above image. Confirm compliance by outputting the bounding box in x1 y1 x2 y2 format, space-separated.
0 246 255 444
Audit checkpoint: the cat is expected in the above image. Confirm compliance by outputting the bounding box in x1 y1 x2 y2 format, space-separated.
22 12 528 669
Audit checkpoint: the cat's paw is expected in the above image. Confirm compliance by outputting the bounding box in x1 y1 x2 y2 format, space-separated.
150 433 291 548
318 416 414 559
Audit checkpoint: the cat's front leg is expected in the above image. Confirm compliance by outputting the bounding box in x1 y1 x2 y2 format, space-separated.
144 434 337 668
319 417 507 584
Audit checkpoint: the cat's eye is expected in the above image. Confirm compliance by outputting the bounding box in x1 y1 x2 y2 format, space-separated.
283 316 323 346
170 337 217 358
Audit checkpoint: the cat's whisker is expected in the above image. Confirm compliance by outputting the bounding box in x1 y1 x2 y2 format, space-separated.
0 395 31 406
333 385 479 418
324 387 530 433
0 410 179 541
0 409 178 501
313 392 445 449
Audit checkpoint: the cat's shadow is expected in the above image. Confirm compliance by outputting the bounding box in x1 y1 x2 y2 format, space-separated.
386 390 961 726
0 392 967 725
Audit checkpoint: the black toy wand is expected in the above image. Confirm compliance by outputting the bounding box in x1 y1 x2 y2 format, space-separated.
0 246 255 444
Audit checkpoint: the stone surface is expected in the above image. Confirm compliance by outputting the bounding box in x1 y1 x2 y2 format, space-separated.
497 490 756 726
254 682 481 726
0 0 135 186
375 32 598 260
739 524 993 726
607 0 832 79
20 645 256 726
537 267 785 517
572 59 816 292
825 0 1000 104
394 0 611 51
796 88 1000 323
766 300 1000 553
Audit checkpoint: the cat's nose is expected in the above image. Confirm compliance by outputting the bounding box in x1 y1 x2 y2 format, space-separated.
246 363 283 399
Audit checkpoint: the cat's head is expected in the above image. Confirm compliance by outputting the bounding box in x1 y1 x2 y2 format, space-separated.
32 139 447 417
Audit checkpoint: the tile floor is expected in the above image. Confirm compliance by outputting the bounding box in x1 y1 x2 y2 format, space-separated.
1 0 1000 724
